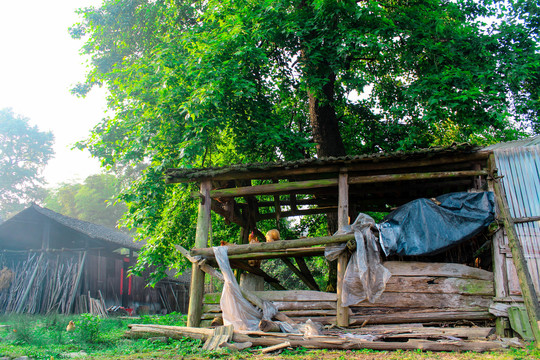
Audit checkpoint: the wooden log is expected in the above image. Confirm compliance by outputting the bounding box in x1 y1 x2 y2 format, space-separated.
191 234 354 257
351 293 491 310
346 326 495 340
257 206 337 220
491 154 540 347
261 341 291 354
383 261 493 281
204 301 338 313
349 170 488 185
125 323 503 352
513 215 540 224
259 319 281 332
187 180 212 328
384 276 494 296
204 290 337 304
336 171 350 328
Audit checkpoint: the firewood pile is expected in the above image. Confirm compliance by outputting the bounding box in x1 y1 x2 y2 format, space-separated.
124 323 516 352
0 252 86 314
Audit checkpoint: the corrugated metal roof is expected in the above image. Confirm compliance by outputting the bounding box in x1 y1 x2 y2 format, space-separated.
483 136 540 150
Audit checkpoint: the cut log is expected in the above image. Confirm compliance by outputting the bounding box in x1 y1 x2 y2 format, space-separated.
383 261 493 281
261 341 291 354
259 319 281 332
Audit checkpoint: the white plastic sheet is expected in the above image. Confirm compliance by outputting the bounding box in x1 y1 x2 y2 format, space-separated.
213 246 261 331
341 214 391 306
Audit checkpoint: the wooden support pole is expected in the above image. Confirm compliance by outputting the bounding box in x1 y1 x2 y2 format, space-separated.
280 258 319 291
490 155 540 347
336 170 349 327
187 180 212 328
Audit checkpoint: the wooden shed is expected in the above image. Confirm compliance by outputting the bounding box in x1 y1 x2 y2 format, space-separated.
165 141 540 348
0 204 189 315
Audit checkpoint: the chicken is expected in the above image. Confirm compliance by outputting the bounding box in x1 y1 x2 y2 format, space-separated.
220 240 233 246
248 231 261 268
66 320 75 332
265 229 280 242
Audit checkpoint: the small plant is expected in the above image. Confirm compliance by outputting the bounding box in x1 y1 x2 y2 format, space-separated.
76 313 102 344
10 315 34 345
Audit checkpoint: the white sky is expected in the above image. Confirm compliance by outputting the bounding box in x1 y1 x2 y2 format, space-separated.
0 0 106 187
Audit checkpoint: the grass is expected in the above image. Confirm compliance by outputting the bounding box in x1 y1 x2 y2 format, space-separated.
0 314 540 359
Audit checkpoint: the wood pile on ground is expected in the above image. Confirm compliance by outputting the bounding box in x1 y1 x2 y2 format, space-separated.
125 323 512 352
201 261 495 327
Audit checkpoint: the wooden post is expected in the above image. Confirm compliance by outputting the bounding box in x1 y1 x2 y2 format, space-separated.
336 170 349 327
187 180 212 327
490 155 540 346
487 157 511 336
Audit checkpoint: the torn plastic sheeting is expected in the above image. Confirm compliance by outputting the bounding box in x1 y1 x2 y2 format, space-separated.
213 246 262 331
378 192 495 256
213 246 293 333
342 214 391 306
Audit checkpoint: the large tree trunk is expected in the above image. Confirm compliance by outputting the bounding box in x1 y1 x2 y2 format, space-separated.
308 70 346 158
307 67 346 292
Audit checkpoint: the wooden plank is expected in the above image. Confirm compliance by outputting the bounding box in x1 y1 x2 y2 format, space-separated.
204 301 338 312
187 180 212 328
349 170 488 185
204 290 337 304
383 261 493 281
347 326 495 340
352 293 491 310
191 234 354 257
491 154 540 347
384 276 494 296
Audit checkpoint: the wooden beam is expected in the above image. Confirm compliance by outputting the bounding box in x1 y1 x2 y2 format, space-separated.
336 171 350 327
513 215 540 224
490 154 540 347
191 234 354 257
204 170 487 199
294 257 320 291
187 180 212 328
226 247 325 261
257 206 337 220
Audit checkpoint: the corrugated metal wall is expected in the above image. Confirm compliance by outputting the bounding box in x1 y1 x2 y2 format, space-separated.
494 145 540 294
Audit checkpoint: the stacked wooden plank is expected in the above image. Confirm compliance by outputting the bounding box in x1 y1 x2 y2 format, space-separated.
201 261 494 327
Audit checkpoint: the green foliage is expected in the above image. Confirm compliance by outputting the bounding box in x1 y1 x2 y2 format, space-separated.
45 173 127 228
70 0 540 281
76 313 102 344
0 108 54 220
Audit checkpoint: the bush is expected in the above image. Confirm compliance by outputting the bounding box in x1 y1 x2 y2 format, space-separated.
76 313 102 344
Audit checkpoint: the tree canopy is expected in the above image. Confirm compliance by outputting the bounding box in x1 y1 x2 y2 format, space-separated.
71 0 540 281
0 108 54 220
45 173 127 229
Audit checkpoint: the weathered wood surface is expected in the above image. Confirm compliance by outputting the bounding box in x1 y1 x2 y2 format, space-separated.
352 293 491 310
126 323 503 352
227 247 325 261
191 234 354 257
204 290 337 304
491 153 540 347
346 326 495 340
204 171 487 199
384 276 493 296
383 261 493 281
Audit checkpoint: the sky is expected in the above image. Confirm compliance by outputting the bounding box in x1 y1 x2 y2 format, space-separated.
0 0 106 187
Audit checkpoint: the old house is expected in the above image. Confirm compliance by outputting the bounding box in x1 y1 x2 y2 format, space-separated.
0 204 189 315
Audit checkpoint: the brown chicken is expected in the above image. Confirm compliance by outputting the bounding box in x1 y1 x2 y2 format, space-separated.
66 320 75 332
265 229 280 242
248 231 261 268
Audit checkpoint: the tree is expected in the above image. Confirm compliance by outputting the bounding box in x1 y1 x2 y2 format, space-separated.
0 108 54 219
70 0 540 282
45 174 127 229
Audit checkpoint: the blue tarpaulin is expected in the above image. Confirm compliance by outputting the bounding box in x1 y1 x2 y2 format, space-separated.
378 192 495 256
